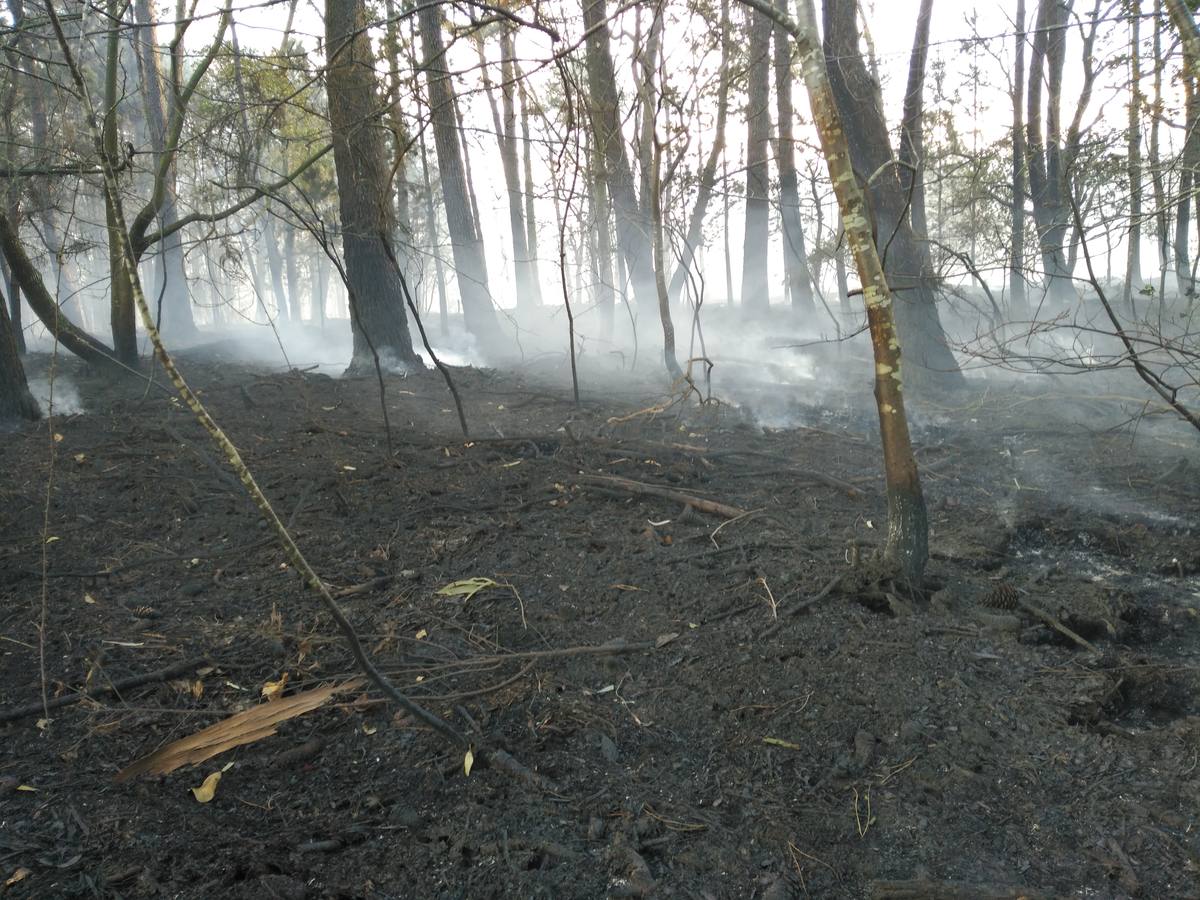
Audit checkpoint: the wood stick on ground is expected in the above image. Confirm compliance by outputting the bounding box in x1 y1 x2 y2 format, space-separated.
0 657 210 724
760 574 844 639
576 474 747 518
868 878 1052 899
1017 598 1100 654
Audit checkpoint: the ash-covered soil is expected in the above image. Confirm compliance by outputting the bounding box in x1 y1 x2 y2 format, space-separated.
2 346 1198 899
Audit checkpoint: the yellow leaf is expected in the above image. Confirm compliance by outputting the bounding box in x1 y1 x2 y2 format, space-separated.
415 628 428 640
191 680 204 699
83 593 96 604
762 737 803 751
53 432 63 443
35 718 50 731
16 785 37 792
362 723 377 735
73 453 86 464
5 867 32 887
190 771 221 802
342 465 357 471
463 748 474 777
45 536 60 544
435 577 498 601
261 673 289 702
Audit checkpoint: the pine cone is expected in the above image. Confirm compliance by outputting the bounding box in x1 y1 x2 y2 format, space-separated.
982 582 1020 610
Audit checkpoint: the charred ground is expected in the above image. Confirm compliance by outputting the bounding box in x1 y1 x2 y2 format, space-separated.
1 350 1198 899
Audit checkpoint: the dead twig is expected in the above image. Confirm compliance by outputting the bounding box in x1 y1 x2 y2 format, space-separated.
576 474 747 518
0 657 210 724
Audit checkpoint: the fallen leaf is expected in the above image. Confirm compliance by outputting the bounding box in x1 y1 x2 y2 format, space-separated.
261 673 289 702
611 584 643 592
5 867 31 887
116 678 364 782
362 723 377 735
191 771 221 802
415 628 428 640
500 460 523 468
463 748 474 777
655 633 680 648
35 718 50 731
435 577 498 601
16 785 37 792
53 432 63 443
83 593 96 604
45 536 60 544
73 453 86 464
342 465 357 471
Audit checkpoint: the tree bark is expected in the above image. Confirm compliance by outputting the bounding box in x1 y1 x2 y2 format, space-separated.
773 0 815 315
667 0 731 307
418 1 500 342
1026 0 1076 306
132 0 194 338
1010 0 1029 318
759 0 928 580
582 0 658 319
821 0 964 388
325 0 423 371
651 135 682 379
1124 0 1144 311
1149 0 1170 293
896 0 933 248
1167 0 1200 297
0 287 38 422
741 5 772 313
517 71 543 296
104 0 138 365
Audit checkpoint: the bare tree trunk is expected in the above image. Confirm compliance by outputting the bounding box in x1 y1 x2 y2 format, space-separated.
418 2 500 341
822 0 964 388
1167 0 1200 297
263 215 290 322
1150 0 1171 292
897 0 933 247
741 4 772 313
667 0 731 307
765 0 928 579
773 0 815 315
1124 0 1144 312
284 224 300 320
1010 0 1029 318
517 71 543 297
477 30 539 311
0 289 38 421
132 0 194 338
418 127 450 336
1026 0 1076 306
582 0 658 320
104 0 137 365
588 126 616 334
325 0 422 371
651 134 682 379
723 154 734 305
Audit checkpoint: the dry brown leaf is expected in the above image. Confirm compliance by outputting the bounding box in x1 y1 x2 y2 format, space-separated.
5 867 32 887
190 771 221 803
261 672 289 701
115 678 363 782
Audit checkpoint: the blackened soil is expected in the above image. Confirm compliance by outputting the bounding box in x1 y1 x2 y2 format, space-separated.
2 352 1198 899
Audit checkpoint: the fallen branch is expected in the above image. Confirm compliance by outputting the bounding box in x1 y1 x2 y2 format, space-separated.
576 474 747 518
868 878 1051 900
0 657 209 724
760 574 845 639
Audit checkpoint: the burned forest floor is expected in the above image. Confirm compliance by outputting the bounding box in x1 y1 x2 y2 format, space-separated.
2 344 1199 899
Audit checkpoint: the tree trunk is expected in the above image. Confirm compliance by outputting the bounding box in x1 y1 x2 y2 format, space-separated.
0 209 127 376
418 1 500 342
0 289 38 422
1167 0 1200 297
1124 0 1143 311
778 0 928 579
822 0 964 388
325 0 423 371
104 0 137 365
517 72 543 297
582 0 658 320
651 136 683 379
1149 0 1171 293
723 154 734 304
741 5 772 313
1010 0 1029 318
1026 0 1075 306
263 215 290 321
132 0 194 338
0 236 21 354
588 127 616 334
897 0 933 248
773 0 815 316
418 127 450 336
477 30 539 311
667 0 731 308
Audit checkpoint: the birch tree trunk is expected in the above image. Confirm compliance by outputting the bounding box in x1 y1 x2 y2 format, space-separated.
1010 0 1029 318
1124 0 1144 312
